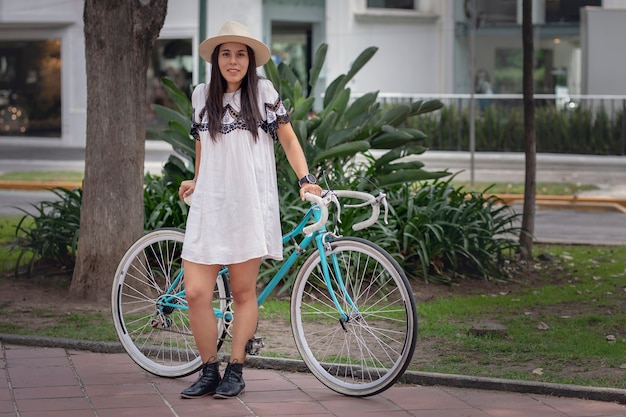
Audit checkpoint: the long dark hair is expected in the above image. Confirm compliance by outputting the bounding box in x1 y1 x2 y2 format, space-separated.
205 44 262 141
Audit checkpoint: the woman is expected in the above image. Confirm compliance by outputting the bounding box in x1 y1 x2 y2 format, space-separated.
177 20 322 399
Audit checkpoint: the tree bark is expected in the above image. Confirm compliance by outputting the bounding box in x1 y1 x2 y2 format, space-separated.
71 0 167 301
520 0 536 259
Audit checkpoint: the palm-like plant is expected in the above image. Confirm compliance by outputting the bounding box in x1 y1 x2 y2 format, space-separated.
264 44 447 190
148 43 448 192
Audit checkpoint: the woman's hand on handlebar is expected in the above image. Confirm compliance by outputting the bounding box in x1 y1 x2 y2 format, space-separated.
299 183 323 201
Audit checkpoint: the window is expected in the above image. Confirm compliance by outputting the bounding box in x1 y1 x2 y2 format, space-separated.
495 48 555 94
0 40 61 137
146 38 193 133
271 23 312 94
367 0 415 9
545 0 602 23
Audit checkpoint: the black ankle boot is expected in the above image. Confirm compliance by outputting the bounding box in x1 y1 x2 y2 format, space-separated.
213 362 245 398
180 361 221 399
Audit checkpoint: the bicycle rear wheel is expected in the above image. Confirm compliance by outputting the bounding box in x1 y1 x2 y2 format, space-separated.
111 228 231 378
291 237 417 397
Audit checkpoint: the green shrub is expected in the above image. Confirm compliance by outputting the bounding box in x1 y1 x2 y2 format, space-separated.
387 178 521 284
410 101 625 155
12 187 82 276
143 173 188 230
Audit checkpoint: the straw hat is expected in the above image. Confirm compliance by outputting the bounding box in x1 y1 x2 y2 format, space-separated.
199 21 271 67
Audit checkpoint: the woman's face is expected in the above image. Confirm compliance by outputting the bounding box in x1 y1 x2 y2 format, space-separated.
218 42 250 92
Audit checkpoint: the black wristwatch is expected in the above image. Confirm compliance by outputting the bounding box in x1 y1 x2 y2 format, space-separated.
298 173 317 187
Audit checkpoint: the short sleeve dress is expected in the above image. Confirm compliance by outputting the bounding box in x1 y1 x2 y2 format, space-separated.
181 78 290 265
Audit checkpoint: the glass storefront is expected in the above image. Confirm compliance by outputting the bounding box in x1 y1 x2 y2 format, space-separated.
271 24 311 94
0 39 61 137
146 38 193 134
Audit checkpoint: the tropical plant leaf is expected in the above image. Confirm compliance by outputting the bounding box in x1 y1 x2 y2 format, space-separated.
292 96 315 120
313 140 371 165
151 104 190 128
322 75 346 109
161 76 192 115
344 92 379 123
309 43 328 89
378 169 449 187
345 46 378 82
264 58 281 91
409 99 444 116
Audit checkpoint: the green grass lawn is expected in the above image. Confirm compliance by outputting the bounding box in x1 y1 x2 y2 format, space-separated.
0 171 84 182
413 244 626 388
451 181 598 195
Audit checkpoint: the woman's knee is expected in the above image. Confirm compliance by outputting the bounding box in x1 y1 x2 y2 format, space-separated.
184 262 219 304
232 286 257 305
185 285 211 305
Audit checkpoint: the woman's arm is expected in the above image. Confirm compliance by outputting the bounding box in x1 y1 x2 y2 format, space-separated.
277 122 322 200
178 140 201 202
194 139 201 180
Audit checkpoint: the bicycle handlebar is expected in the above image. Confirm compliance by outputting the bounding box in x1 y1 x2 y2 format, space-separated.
302 190 388 236
332 190 385 231
303 193 329 236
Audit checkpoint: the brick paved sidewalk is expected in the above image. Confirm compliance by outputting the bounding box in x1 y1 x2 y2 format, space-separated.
1 343 625 417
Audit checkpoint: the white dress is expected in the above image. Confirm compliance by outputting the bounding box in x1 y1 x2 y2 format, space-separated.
181 79 290 265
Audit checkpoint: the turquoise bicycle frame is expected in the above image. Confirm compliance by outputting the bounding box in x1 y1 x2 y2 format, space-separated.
156 202 356 323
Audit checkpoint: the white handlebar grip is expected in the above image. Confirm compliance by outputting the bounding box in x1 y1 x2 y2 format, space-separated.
353 203 379 231
332 190 380 231
303 193 329 236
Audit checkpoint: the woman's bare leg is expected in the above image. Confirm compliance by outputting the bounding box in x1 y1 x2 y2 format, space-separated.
183 260 222 363
227 258 262 363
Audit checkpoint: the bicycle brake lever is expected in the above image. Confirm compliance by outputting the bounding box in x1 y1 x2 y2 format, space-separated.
378 192 389 225
329 192 341 224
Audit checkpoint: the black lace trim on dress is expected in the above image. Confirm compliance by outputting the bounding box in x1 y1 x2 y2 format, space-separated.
189 97 290 142
190 107 201 140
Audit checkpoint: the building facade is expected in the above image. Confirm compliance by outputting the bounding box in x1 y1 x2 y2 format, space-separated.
0 0 624 148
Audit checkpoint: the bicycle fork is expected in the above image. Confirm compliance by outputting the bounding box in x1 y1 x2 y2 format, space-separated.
316 234 360 329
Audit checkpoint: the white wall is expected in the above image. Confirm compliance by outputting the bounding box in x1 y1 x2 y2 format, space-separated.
324 0 450 95
602 0 626 9
580 7 626 94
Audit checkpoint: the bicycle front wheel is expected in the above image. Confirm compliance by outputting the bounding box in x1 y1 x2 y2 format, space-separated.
111 228 230 378
291 237 417 397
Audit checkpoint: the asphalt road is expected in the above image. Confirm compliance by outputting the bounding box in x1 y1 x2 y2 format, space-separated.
1 143 626 245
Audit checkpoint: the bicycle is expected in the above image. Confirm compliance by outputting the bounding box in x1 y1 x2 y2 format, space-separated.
111 189 418 397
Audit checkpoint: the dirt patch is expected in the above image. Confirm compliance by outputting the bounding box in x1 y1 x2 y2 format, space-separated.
0 270 109 332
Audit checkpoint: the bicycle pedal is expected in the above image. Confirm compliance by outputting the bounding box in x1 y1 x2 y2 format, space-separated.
245 336 265 355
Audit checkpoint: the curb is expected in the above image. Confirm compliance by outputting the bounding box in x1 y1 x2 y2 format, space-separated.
495 193 626 212
0 180 82 191
1 333 624 405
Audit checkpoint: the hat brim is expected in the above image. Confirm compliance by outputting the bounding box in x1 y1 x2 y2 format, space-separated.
199 35 271 67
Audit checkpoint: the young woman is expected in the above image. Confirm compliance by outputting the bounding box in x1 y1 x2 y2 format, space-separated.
177 20 322 399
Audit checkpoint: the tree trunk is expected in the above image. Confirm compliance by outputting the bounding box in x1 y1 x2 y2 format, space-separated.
520 0 536 259
71 0 167 301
